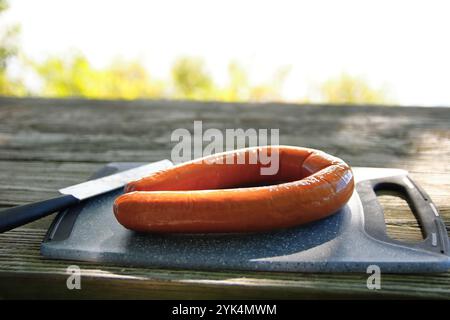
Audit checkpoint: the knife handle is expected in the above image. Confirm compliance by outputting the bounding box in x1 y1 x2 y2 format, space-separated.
0 195 79 233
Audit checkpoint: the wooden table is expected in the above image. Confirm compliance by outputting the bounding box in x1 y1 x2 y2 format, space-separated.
0 97 449 299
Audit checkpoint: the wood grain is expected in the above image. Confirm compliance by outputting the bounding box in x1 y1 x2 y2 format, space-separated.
0 97 449 299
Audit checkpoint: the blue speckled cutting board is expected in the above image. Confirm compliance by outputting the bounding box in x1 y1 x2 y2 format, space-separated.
41 163 450 273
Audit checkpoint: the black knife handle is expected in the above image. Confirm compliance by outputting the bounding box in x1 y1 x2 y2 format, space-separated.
0 195 79 233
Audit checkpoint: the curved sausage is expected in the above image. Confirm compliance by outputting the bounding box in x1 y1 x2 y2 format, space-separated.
113 146 354 233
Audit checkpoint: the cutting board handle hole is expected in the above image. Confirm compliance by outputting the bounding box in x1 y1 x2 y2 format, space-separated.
375 189 425 243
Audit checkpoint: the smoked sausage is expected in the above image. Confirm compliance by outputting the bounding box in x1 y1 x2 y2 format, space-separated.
113 146 354 233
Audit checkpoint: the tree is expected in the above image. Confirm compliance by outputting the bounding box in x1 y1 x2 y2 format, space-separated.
0 0 25 96
318 73 388 104
221 61 250 101
171 57 215 100
218 61 290 102
34 53 165 99
249 65 290 102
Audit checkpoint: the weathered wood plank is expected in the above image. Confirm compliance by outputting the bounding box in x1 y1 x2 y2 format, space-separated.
0 229 449 299
0 97 449 298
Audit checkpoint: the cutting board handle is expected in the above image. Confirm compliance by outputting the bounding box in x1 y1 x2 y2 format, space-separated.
356 174 449 255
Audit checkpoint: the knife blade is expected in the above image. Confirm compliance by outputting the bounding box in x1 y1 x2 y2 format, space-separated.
0 159 173 233
59 160 173 200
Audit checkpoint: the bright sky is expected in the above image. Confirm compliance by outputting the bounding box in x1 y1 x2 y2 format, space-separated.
4 0 450 106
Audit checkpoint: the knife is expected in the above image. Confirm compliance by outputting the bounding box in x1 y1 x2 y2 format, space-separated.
0 159 173 233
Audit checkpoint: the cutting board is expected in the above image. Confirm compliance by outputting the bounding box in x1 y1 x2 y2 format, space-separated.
41 163 450 273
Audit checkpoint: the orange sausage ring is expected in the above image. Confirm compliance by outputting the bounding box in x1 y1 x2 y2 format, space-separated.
113 146 354 233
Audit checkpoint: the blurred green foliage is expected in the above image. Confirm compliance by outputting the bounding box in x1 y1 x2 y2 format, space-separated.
171 57 214 100
218 62 290 102
318 73 388 104
0 0 25 95
34 54 165 99
33 54 290 102
169 57 290 102
0 0 390 104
